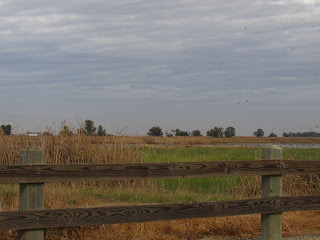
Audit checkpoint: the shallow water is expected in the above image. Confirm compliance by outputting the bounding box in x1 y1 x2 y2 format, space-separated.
102 143 320 149
203 143 320 149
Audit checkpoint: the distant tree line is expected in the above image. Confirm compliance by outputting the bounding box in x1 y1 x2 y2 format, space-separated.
147 126 320 138
58 120 107 136
0 120 109 137
147 126 237 138
2 120 320 138
283 131 320 137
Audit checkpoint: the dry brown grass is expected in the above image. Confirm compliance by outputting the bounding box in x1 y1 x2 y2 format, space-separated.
3 135 319 152
0 135 143 165
1 212 319 240
0 133 320 239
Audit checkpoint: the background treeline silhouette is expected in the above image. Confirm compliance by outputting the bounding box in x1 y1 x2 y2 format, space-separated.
283 131 320 137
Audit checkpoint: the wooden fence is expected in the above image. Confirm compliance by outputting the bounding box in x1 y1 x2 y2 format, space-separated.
1 145 320 240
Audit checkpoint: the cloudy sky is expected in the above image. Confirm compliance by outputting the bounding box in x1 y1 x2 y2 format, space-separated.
1 0 319 136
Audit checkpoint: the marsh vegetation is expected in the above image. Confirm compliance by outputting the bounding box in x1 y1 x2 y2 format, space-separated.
0 134 320 239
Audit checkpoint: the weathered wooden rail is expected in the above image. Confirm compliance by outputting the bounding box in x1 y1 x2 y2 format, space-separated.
1 160 320 183
0 145 320 240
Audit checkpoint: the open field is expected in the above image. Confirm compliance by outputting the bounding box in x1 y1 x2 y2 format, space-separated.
0 135 320 239
3 135 320 147
121 136 320 145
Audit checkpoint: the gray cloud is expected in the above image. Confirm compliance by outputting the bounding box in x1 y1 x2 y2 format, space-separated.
0 0 319 135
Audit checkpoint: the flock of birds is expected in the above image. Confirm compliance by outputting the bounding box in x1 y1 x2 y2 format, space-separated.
236 13 310 106
243 15 306 51
234 7 319 135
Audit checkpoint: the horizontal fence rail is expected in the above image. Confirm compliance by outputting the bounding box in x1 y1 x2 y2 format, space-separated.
1 196 320 231
0 160 320 183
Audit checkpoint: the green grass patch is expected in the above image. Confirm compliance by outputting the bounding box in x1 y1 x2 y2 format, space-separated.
283 148 320 160
140 147 260 196
141 147 261 163
138 147 320 199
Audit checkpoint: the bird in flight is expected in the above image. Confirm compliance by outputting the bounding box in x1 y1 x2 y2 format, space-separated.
237 99 249 104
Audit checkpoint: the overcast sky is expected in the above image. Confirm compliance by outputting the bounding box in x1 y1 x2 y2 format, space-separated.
1 0 320 136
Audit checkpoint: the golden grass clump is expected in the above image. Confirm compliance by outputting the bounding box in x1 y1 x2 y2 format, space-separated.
0 134 142 165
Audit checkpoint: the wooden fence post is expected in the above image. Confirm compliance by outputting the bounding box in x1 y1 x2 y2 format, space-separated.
261 145 283 240
19 146 45 240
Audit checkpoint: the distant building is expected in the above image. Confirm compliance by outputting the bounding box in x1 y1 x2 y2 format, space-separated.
26 132 40 137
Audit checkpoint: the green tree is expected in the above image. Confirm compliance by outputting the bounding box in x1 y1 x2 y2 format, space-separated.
253 129 264 137
173 129 190 136
268 133 277 137
224 126 235 138
85 120 96 136
207 129 214 137
207 127 224 138
147 126 163 136
0 124 12 135
97 125 107 136
191 130 202 136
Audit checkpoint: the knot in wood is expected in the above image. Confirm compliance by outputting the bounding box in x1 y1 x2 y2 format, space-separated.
175 165 188 170
125 207 145 216
277 163 285 171
218 163 227 168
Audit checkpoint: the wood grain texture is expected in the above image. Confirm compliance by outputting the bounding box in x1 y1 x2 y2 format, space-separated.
1 160 320 183
0 196 319 230
19 146 45 240
261 145 283 240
